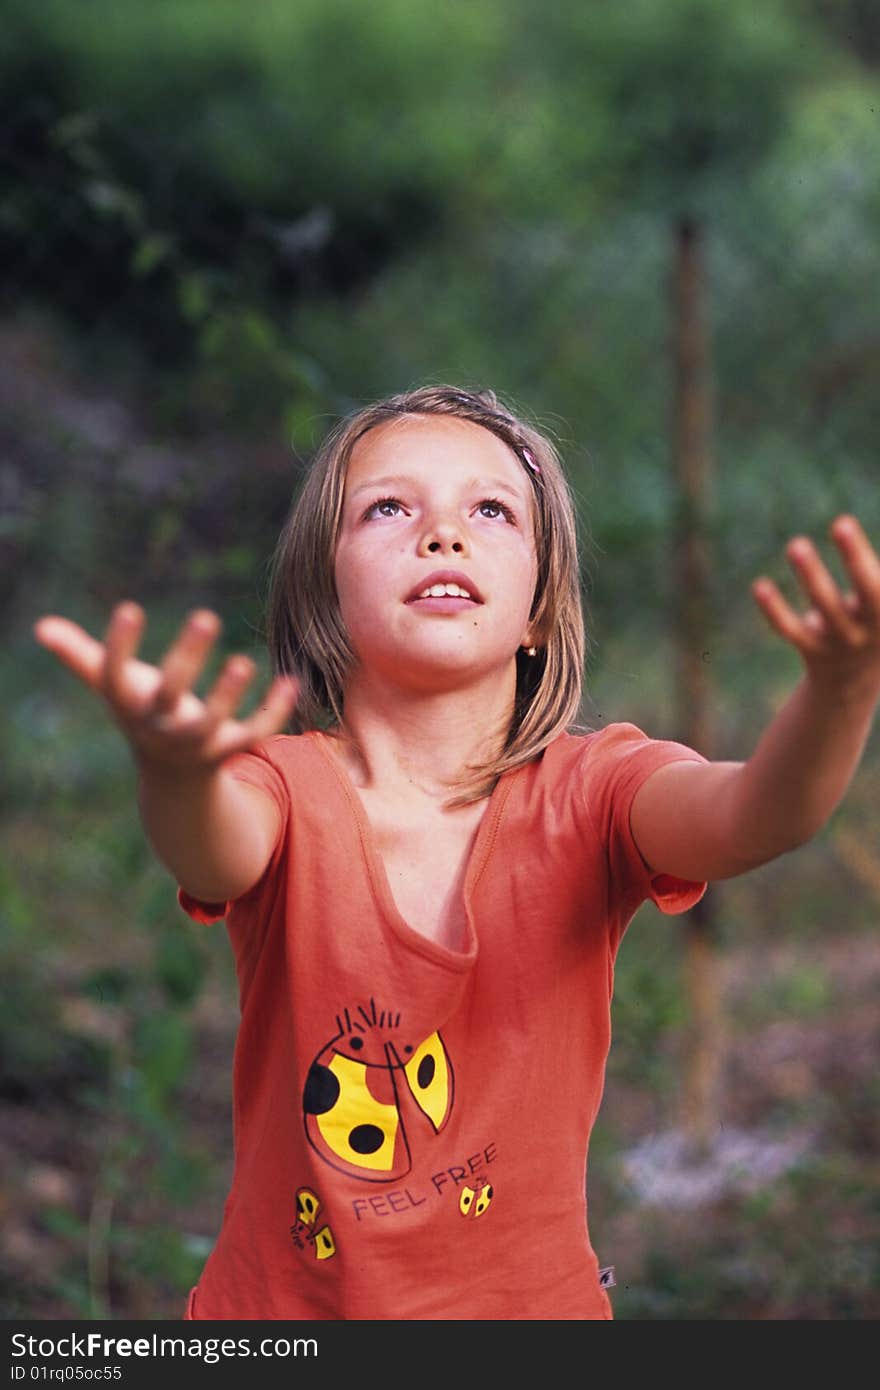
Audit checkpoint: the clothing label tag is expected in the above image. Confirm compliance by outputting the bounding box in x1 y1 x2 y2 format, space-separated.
598 1265 616 1289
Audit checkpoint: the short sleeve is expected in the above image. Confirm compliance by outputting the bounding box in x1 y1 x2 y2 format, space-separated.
581 722 709 925
176 739 290 925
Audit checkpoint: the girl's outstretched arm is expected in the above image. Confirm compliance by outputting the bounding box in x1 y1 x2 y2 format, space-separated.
630 515 880 883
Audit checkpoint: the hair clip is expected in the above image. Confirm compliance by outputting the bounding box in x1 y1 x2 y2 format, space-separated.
521 446 541 477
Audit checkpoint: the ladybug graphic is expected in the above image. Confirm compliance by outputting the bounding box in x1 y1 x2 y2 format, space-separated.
302 1002 454 1181
290 1186 336 1260
459 1176 494 1219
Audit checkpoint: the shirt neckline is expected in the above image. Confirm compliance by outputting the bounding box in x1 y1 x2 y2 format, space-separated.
307 729 517 972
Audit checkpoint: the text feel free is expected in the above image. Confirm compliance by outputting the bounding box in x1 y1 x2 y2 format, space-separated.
351 1141 498 1221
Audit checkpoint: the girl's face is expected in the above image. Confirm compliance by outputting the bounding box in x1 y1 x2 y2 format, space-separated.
334 415 539 692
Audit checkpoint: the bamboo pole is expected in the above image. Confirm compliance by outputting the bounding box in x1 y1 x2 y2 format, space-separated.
671 216 722 1159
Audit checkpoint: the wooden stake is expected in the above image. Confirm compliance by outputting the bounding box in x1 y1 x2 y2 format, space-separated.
672 216 722 1159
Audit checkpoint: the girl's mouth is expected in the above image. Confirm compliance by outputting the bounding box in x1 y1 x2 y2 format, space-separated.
407 595 478 613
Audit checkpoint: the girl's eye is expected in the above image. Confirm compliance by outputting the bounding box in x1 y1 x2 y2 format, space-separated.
479 498 517 523
364 497 403 519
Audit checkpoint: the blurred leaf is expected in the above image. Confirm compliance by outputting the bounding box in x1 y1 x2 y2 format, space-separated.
154 927 207 1008
131 233 175 278
131 1012 191 1108
42 1207 88 1241
82 967 134 1006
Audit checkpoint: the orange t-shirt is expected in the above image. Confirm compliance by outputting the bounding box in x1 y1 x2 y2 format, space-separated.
177 723 707 1320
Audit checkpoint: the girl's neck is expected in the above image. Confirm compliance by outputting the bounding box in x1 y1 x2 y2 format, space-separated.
325 683 514 805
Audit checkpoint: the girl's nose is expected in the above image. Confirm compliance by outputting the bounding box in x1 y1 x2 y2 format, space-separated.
417 505 470 554
419 518 468 554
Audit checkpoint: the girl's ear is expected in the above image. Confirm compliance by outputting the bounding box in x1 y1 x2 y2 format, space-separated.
520 621 543 651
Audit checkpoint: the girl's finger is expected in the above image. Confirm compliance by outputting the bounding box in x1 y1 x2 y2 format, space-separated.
751 577 821 654
236 676 300 744
785 538 864 646
34 615 105 687
103 603 147 706
842 591 863 616
151 609 222 715
201 655 258 727
830 515 880 625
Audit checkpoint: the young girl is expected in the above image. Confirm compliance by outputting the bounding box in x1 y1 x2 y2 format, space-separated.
33 385 880 1321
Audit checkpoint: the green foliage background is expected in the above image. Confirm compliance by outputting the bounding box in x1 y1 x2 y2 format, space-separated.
2 0 879 1318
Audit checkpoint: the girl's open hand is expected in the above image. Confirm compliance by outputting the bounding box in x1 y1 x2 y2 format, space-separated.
752 515 880 702
33 601 299 776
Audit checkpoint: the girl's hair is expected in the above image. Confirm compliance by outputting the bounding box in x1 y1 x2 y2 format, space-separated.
266 383 591 808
